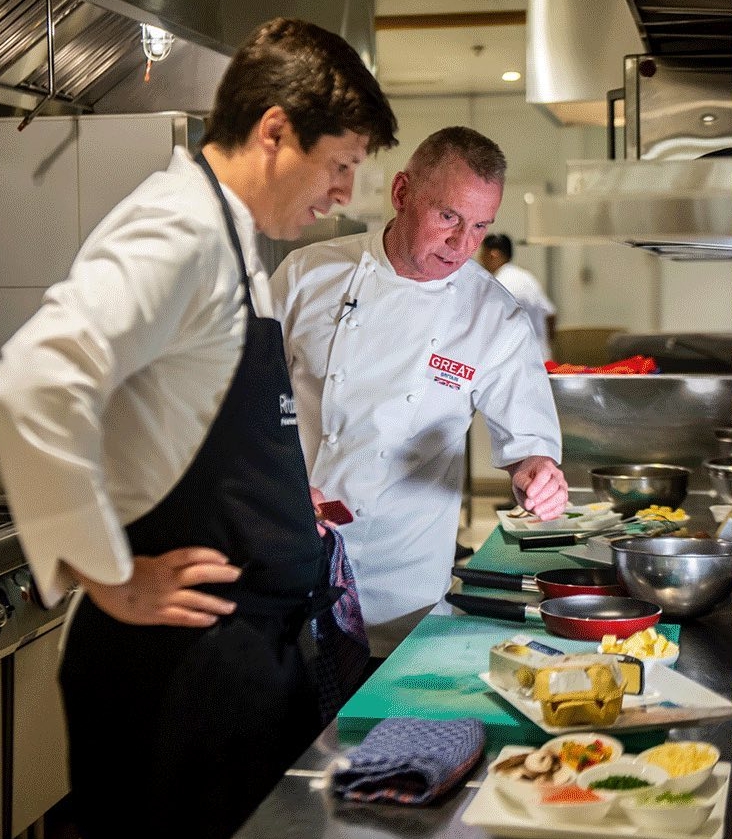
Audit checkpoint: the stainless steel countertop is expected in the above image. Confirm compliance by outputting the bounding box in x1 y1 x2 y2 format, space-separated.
232 499 732 839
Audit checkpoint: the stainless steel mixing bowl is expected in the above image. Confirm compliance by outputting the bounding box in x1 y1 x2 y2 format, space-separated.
590 464 690 516
611 537 732 618
703 457 732 504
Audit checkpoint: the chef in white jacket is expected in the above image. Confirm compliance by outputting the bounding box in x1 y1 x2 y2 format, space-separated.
271 127 568 661
0 19 397 839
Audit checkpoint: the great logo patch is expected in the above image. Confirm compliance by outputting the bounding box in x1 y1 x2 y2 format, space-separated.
428 353 475 391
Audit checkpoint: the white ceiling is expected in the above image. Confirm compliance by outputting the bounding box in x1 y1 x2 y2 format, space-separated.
374 0 529 97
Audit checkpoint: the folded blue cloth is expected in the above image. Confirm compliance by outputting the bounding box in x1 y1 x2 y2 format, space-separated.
331 717 486 804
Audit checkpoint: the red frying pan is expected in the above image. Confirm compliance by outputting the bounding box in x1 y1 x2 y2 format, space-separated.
445 592 661 641
451 566 625 598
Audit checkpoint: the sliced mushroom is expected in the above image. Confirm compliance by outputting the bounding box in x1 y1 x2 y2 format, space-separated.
524 748 555 775
491 752 533 773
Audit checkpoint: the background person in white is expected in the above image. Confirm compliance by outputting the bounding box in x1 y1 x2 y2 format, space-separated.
479 233 557 361
271 127 568 661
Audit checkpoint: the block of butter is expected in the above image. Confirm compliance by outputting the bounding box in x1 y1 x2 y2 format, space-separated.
533 655 627 727
489 639 564 694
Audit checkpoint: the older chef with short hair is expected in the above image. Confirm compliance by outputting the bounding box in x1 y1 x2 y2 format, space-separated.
270 126 568 664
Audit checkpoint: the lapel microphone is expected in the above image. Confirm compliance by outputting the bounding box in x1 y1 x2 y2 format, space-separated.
339 298 358 321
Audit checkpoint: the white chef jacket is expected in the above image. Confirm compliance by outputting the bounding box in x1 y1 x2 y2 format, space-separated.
0 147 272 607
493 262 556 360
270 229 562 656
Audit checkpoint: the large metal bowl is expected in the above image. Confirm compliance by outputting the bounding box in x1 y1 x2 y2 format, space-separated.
590 464 690 516
611 537 732 618
703 457 732 504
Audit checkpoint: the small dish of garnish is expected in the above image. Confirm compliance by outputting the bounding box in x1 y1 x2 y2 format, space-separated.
636 741 720 794
524 784 614 824
619 789 715 833
542 733 624 771
577 758 669 810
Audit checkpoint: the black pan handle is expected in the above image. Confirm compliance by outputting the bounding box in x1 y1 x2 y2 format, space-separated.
451 566 530 592
446 592 533 623
519 533 578 549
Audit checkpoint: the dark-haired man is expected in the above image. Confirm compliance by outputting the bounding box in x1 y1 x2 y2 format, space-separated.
272 127 567 662
0 17 397 839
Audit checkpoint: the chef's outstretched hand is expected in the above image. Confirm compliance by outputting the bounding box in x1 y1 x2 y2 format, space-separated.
506 455 568 521
68 547 241 627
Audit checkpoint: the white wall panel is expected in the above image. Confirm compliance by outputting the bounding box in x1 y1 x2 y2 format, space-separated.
0 117 79 291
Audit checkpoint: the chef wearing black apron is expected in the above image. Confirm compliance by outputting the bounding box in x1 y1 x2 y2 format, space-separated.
60 152 331 839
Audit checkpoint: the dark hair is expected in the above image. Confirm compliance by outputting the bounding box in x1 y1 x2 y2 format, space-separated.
407 126 506 184
202 18 397 154
482 233 513 260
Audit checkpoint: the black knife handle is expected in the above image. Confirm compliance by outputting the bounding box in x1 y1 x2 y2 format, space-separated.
519 533 577 549
451 567 527 592
446 592 529 623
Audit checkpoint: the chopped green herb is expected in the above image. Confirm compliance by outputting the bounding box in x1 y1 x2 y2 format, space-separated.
588 775 652 790
652 791 696 804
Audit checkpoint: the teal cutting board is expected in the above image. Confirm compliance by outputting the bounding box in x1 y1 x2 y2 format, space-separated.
337 526 679 751
337 614 678 752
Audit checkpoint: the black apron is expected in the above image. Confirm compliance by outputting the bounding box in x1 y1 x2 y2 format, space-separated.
59 152 330 839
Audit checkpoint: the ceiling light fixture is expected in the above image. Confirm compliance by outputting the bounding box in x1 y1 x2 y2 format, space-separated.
141 24 175 82
502 70 521 82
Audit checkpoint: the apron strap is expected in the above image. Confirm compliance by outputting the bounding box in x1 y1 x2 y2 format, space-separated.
195 150 254 311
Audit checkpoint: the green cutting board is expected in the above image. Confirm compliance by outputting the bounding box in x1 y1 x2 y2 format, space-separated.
337 614 677 752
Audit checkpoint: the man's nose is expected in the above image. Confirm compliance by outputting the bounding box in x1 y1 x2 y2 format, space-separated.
446 224 471 251
330 171 355 206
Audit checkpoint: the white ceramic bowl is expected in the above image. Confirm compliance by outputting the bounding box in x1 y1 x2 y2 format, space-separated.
618 792 715 834
525 787 614 825
542 733 624 772
636 742 720 794
577 758 669 802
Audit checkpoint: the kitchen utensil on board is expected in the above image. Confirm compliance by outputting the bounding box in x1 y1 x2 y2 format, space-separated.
589 464 690 516
612 536 732 618
445 592 661 641
518 516 681 550
451 566 625 598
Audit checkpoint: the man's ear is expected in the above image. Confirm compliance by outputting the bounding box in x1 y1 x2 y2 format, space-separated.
258 106 290 155
391 171 409 211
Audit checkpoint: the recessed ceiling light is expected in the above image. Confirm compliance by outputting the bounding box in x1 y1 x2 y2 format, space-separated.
502 71 521 82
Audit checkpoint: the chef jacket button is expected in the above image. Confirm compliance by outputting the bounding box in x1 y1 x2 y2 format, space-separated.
406 393 417 404
355 507 364 517
430 337 438 347
379 450 388 459
446 282 456 293
331 371 345 383
327 432 338 445
346 317 359 329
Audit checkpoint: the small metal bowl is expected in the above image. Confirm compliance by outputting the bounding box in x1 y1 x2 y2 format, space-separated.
611 537 732 618
703 457 732 504
590 464 690 517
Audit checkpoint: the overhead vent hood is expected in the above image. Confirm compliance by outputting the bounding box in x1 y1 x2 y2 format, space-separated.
0 0 375 121
525 0 732 260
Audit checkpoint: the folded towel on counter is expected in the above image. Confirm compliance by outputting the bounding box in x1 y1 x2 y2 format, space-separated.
546 354 659 374
330 717 485 804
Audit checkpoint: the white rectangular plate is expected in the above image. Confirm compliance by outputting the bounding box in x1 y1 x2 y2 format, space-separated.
462 747 730 839
480 667 732 735
498 504 621 535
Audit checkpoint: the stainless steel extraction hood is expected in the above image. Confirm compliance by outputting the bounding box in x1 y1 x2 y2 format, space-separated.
0 0 375 120
525 0 732 260
526 157 732 260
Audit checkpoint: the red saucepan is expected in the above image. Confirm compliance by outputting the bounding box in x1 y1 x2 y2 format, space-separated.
445 592 661 641
451 566 625 598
